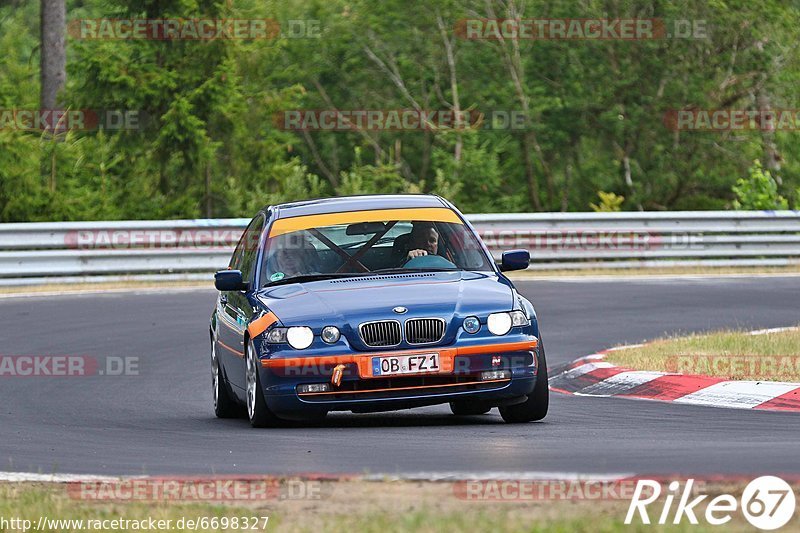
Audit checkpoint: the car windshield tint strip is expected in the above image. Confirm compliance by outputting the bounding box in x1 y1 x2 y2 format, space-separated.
268 207 462 237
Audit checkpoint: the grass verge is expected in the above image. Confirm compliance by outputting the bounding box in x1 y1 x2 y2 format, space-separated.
0 280 208 297
1 479 794 532
605 327 800 381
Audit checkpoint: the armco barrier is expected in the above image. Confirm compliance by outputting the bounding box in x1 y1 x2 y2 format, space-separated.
0 211 798 284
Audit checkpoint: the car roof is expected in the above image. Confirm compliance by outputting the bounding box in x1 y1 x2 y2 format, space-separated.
268 194 450 219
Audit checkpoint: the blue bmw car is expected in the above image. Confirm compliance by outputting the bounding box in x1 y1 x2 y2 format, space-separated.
210 194 547 427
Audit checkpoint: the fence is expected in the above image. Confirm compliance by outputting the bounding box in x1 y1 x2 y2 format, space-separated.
0 211 798 284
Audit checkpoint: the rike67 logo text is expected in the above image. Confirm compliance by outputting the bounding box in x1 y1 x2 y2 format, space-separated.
626 476 796 530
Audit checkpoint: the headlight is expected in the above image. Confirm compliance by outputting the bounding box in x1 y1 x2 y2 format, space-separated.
463 316 481 334
487 311 529 335
321 326 341 344
266 327 288 343
509 310 529 327
286 326 314 350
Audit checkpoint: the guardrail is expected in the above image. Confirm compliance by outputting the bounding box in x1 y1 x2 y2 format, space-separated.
0 211 798 284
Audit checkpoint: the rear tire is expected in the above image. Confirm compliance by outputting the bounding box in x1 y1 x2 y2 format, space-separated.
212 341 241 418
499 341 549 423
245 339 283 428
449 401 491 416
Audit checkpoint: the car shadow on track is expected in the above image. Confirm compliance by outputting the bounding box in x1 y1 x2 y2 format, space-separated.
203 410 544 429
313 411 509 428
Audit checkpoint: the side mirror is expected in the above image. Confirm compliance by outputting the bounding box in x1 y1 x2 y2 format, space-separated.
215 270 248 291
500 249 530 272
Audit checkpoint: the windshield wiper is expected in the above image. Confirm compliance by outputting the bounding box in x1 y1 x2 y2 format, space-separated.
264 268 461 287
263 273 359 287
367 267 460 275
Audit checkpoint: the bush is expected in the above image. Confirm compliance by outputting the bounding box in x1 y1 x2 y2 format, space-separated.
732 160 788 210
589 191 624 212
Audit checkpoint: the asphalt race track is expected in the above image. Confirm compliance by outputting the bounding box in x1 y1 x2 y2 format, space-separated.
1 276 798 477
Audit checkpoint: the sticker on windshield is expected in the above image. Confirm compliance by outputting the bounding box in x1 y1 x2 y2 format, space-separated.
270 272 285 282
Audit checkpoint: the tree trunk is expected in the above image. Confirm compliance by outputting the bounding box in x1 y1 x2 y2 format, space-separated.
40 0 66 192
521 133 542 211
205 162 212 218
40 0 66 110
756 87 782 184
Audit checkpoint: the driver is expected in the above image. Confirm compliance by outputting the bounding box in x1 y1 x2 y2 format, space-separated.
405 222 439 261
268 232 319 280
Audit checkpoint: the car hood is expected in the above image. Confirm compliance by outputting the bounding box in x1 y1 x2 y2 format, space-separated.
256 271 514 348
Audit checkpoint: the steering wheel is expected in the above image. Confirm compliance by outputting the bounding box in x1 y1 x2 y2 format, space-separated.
402 254 457 269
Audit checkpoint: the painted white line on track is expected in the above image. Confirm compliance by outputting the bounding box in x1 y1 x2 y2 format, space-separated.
551 362 615 381
364 472 635 482
0 472 137 483
673 381 800 409
516 273 800 283
0 471 638 484
602 344 645 352
0 286 210 300
749 326 799 336
578 370 667 396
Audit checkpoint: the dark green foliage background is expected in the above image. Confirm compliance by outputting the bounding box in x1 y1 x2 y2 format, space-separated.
1 0 798 220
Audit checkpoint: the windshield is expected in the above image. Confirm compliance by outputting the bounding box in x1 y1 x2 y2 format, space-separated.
260 218 493 286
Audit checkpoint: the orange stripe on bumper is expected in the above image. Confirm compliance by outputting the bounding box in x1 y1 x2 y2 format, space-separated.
456 340 537 356
248 312 278 338
298 378 510 396
260 338 537 378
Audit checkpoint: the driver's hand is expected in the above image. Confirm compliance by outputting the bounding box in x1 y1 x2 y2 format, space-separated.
407 249 428 259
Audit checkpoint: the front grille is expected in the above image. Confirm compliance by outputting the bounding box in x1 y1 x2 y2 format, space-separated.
359 320 402 347
405 318 446 345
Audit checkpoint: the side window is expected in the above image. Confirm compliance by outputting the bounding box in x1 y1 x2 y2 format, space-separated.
239 215 265 286
228 233 246 271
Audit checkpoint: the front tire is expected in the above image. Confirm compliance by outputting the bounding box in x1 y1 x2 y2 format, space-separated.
245 339 282 428
499 341 549 423
212 341 241 418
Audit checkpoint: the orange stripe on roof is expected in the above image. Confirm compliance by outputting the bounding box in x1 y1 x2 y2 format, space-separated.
248 311 278 338
269 207 462 237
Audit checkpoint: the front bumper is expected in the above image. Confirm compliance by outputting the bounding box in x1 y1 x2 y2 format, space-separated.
257 336 539 415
